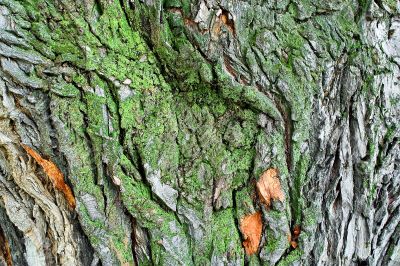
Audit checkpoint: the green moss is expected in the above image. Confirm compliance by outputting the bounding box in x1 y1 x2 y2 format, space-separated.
211 208 244 262
292 151 310 222
231 149 254 171
112 236 134 264
383 0 398 10
277 249 303 266
50 82 79 97
234 189 255 232
242 86 282 120
302 208 317 227
263 230 287 254
385 125 397 141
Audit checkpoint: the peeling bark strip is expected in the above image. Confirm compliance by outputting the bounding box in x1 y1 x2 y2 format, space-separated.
22 145 76 209
0 0 400 265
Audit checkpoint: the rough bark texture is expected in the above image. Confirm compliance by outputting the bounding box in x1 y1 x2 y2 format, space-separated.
0 0 399 265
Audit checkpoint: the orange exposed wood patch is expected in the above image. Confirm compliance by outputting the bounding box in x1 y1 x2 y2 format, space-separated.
256 168 284 207
240 212 263 255
219 9 235 35
22 144 76 209
212 19 222 36
212 9 235 37
290 225 301 249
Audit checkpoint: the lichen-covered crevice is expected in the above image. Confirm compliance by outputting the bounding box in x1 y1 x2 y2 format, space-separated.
0 0 399 265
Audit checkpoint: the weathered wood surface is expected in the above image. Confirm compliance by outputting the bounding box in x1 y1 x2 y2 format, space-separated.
0 0 399 265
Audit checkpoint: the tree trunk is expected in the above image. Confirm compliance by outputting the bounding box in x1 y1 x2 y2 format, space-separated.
0 0 399 265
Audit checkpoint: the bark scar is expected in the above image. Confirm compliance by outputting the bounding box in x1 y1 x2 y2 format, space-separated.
22 144 76 209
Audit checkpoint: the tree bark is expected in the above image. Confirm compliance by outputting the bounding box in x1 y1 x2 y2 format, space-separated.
0 0 399 265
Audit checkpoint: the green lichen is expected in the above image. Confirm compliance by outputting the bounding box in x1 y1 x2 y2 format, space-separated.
211 209 244 263
277 249 303 266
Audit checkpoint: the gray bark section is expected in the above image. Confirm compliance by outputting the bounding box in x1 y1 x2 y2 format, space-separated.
0 0 399 265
